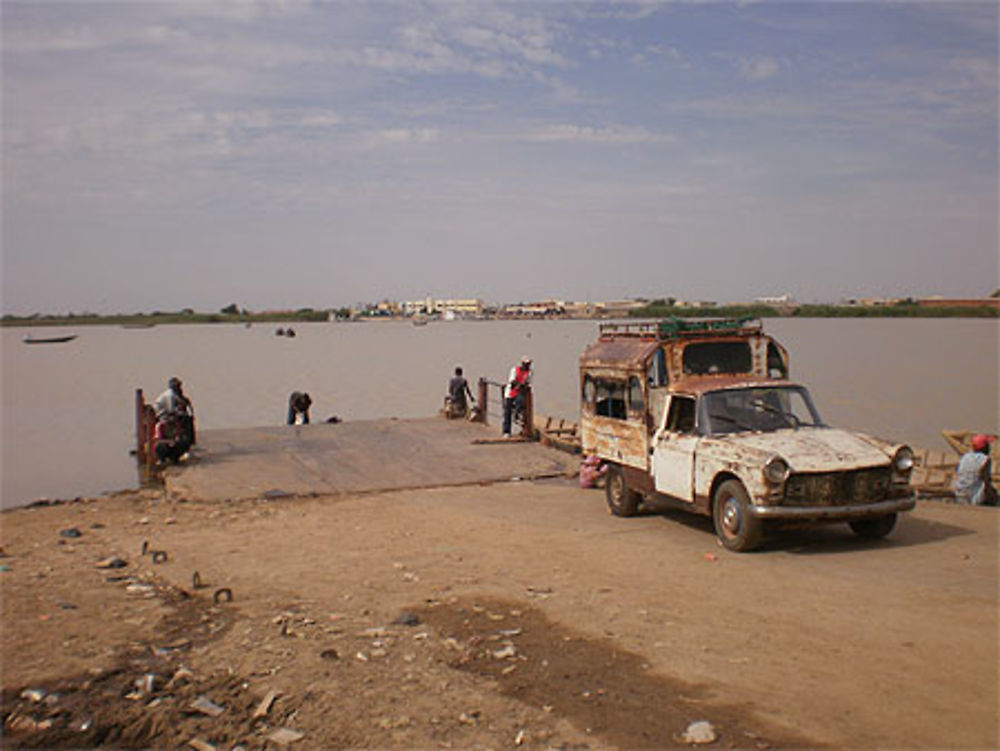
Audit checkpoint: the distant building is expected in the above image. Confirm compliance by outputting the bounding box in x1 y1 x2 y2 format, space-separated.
755 294 795 306
402 297 485 317
501 300 566 317
917 297 1000 310
593 300 646 317
673 300 717 309
847 298 903 307
563 301 594 318
436 298 485 317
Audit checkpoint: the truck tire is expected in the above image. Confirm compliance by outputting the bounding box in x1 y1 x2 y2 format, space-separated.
605 464 640 517
713 479 762 552
849 514 897 539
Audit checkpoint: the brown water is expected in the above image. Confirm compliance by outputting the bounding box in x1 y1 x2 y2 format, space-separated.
2 318 997 508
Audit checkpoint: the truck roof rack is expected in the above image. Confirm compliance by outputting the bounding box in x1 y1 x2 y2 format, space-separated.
599 317 762 341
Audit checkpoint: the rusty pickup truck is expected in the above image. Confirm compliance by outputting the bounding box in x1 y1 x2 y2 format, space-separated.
580 318 916 551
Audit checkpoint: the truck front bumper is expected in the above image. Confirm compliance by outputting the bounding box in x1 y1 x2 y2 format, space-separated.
750 496 916 521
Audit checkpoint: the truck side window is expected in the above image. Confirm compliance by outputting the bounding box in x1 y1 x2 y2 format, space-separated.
666 396 696 434
627 376 644 417
767 341 788 378
646 348 667 387
595 379 627 420
582 375 596 414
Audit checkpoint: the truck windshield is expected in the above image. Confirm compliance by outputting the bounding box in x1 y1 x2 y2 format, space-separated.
701 386 823 435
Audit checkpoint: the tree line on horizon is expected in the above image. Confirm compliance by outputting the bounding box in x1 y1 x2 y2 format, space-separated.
3 292 999 327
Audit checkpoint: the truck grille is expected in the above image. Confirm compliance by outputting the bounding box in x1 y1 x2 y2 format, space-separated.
783 467 892 506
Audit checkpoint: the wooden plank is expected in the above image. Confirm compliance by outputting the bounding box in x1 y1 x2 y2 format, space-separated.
942 430 973 456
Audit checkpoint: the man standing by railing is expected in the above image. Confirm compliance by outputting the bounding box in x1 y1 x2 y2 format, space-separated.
502 356 532 438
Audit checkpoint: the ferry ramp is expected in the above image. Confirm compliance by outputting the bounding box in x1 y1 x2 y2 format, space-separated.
163 417 579 502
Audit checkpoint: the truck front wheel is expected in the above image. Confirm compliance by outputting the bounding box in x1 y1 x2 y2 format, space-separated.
849 514 897 539
605 464 641 517
713 479 762 552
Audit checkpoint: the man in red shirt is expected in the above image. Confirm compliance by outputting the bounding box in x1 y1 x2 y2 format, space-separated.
502 356 532 437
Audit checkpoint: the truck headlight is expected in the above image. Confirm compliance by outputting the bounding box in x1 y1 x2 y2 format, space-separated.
892 446 914 473
764 456 790 485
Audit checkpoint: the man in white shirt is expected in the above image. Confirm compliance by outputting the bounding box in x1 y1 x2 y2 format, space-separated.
155 377 190 418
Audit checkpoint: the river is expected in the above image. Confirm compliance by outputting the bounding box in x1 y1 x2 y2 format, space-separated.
2 318 997 509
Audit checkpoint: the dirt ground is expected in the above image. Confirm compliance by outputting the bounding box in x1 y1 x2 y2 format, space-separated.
1 481 996 750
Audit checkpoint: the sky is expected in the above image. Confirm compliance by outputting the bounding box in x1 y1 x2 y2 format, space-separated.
2 0 997 314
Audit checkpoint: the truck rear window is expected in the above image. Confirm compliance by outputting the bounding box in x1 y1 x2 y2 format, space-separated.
682 341 752 375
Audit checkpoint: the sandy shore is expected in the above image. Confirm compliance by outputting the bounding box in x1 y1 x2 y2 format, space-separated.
1 482 997 749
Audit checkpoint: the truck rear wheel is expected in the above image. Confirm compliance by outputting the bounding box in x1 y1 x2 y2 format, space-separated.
713 479 762 552
605 464 640 517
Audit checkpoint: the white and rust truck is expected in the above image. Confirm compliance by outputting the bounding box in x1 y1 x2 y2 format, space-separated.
579 318 916 551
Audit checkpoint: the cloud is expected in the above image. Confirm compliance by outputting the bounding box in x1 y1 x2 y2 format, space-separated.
530 71 589 102
451 23 566 67
947 54 998 90
602 0 672 21
338 6 568 82
367 128 441 146
739 56 780 81
160 0 313 23
630 43 683 65
523 124 675 144
298 112 343 128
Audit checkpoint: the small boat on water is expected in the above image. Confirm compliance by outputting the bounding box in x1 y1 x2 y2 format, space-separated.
22 334 78 344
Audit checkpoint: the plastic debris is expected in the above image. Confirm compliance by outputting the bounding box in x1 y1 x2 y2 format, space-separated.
190 695 225 717
376 715 411 729
267 728 304 746
134 673 157 696
167 666 195 688
252 690 279 719
20 688 46 702
682 720 717 744
392 611 421 627
59 528 82 538
70 715 93 733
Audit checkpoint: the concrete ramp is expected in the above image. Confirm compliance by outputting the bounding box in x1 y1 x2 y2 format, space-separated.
164 417 579 501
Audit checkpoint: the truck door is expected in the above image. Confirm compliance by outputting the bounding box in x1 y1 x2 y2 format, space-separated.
653 394 697 502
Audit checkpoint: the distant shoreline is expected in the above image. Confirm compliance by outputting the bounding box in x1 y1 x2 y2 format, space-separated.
2 304 998 328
